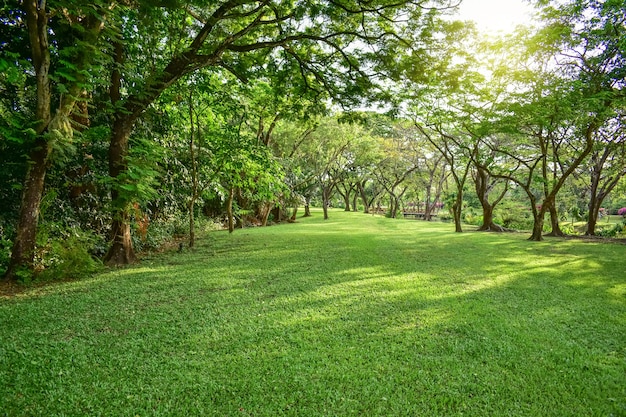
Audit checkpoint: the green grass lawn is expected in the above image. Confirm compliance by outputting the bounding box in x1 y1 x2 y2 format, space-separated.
1 209 625 416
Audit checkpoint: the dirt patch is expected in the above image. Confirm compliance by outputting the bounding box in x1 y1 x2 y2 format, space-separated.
0 279 29 298
562 235 626 245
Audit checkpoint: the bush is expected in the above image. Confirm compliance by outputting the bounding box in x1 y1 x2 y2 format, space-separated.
597 221 625 238
464 210 483 226
438 212 452 222
618 207 626 217
495 202 534 231
38 233 102 282
559 223 575 235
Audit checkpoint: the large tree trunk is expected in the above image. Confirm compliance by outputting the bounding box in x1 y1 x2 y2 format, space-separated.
337 186 351 211
545 203 565 237
260 202 273 226
103 117 137 264
188 88 198 248
343 193 351 211
529 218 545 241
474 168 507 232
5 2 81 280
4 141 51 280
528 201 547 241
106 215 137 265
584 146 625 236
189 202 196 248
4 2 52 280
476 204 503 232
271 206 282 223
102 13 229 264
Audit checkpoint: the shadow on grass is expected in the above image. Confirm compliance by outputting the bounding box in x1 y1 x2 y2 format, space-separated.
1 210 624 416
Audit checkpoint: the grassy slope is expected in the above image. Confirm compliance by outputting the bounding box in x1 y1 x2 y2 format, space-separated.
1 210 625 416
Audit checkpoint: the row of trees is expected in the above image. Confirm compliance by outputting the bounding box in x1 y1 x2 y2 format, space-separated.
1 0 624 281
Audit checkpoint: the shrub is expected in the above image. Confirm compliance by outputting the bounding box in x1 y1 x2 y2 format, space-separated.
597 221 625 238
494 201 534 231
38 233 102 282
618 207 626 216
464 211 483 226
438 212 452 222
559 223 575 235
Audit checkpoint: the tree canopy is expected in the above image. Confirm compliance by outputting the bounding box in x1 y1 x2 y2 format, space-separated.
1 0 625 281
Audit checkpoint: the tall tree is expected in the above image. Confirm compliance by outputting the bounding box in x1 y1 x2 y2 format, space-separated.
584 115 626 235
3 1 112 279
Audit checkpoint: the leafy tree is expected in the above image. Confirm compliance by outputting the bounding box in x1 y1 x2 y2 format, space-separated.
584 115 626 235
2 1 113 280
372 121 421 219
487 0 625 241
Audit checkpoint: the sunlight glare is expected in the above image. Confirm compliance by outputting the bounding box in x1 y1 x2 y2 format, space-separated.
458 0 535 34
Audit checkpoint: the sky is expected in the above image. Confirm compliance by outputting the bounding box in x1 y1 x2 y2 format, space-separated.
457 0 536 34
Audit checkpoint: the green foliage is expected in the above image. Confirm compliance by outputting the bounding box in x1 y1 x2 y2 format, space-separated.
463 209 483 226
494 201 534 231
0 236 11 277
36 231 102 282
597 220 626 238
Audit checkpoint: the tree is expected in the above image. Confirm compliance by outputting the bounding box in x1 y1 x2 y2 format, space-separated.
372 122 421 219
492 0 625 241
584 115 626 235
413 123 471 231
3 2 111 279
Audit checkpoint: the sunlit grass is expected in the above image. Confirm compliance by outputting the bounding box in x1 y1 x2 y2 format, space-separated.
1 209 625 416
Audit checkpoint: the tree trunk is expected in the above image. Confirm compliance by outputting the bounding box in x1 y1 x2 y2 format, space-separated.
529 215 545 241
388 193 398 218
188 89 197 248
322 187 330 220
338 187 351 211
303 198 312 217
476 204 503 232
474 167 506 232
271 206 282 223
227 187 235 233
586 177 601 236
452 191 463 233
103 117 137 264
358 181 370 213
545 203 565 237
3 141 51 280
105 214 137 265
188 198 196 248
585 146 626 235
290 206 298 221
260 202 272 226
5 2 54 279
528 204 547 241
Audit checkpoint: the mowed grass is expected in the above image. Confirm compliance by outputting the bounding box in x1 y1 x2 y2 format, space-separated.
1 209 625 416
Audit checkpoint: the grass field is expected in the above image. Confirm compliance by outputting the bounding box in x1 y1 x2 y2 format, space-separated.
1 209 625 416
